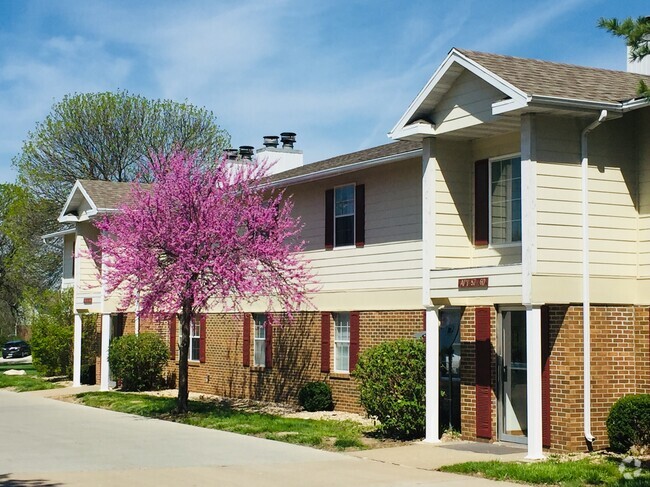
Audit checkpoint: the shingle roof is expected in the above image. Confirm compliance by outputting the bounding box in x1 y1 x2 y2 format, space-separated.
77 179 149 209
458 49 650 104
268 140 421 183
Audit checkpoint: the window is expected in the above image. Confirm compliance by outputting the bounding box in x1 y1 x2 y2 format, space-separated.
189 318 200 362
253 314 266 367
490 156 521 245
335 185 355 247
334 312 350 372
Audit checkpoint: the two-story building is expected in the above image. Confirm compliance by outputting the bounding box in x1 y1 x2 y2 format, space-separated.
49 47 650 458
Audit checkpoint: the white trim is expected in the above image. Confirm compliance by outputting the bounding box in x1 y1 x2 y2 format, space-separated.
41 228 76 241
424 307 441 443
390 48 528 140
267 150 422 188
100 313 111 391
72 314 82 387
422 138 436 306
58 180 98 222
525 306 544 459
520 115 537 306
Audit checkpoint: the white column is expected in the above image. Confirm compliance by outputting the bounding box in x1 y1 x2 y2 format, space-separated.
424 307 441 443
100 314 111 391
525 306 544 459
520 114 537 306
72 314 82 387
421 138 436 307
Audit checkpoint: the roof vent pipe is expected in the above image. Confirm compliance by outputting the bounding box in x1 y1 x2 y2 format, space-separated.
280 132 296 149
263 136 279 148
239 146 254 160
581 109 608 448
224 148 239 161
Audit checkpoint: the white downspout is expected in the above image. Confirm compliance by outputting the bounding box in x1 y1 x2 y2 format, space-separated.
581 109 607 446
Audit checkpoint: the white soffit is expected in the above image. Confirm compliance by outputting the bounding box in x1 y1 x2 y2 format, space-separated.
389 48 528 140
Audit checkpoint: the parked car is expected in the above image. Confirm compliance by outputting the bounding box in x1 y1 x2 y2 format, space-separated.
2 340 31 359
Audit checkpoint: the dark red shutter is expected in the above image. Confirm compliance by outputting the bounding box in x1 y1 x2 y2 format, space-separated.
541 306 551 448
355 184 365 248
265 316 273 369
199 314 207 363
169 314 177 361
474 159 489 246
321 312 331 373
350 311 360 372
475 307 492 439
325 189 334 250
242 314 251 367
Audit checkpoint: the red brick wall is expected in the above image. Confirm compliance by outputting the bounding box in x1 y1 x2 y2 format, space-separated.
138 310 424 413
459 304 650 453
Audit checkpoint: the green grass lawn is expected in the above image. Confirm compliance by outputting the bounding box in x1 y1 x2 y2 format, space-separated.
77 391 370 450
0 364 63 392
441 457 650 486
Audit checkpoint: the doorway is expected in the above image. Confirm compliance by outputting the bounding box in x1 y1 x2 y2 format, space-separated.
499 309 527 444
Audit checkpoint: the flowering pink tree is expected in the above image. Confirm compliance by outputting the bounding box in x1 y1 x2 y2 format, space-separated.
94 151 313 412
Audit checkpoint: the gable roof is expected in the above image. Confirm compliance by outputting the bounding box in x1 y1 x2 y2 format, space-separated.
57 140 422 218
390 47 650 140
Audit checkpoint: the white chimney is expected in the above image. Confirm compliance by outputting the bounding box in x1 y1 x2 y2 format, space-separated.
256 132 303 175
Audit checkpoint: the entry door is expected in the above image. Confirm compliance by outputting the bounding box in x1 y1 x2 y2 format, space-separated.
499 310 527 444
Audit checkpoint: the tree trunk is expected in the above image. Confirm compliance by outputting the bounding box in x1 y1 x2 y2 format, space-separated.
177 300 193 413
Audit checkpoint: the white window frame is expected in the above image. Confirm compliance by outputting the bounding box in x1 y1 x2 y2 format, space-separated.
189 318 200 362
253 313 266 367
489 154 522 247
334 184 355 248
334 312 350 373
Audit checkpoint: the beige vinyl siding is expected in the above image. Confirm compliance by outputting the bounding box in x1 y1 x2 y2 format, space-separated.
534 114 639 281
288 158 422 309
74 222 102 312
433 70 505 135
433 133 521 270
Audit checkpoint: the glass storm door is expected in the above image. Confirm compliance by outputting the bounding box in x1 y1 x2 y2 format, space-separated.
499 310 528 444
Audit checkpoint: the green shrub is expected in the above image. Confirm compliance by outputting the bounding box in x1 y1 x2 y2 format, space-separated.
108 333 169 391
354 338 425 439
606 394 650 452
298 381 334 412
30 289 74 377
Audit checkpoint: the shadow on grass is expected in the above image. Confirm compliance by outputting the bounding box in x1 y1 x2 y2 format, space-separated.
0 474 61 486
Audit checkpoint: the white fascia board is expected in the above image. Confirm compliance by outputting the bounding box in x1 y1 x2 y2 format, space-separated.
41 228 76 241
58 180 98 222
389 121 436 140
492 97 530 115
621 97 650 112
266 149 423 189
389 48 528 139
527 95 623 114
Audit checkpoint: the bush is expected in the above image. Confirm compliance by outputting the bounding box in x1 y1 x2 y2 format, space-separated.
30 289 74 377
354 338 425 439
298 381 334 412
606 394 650 453
108 333 169 391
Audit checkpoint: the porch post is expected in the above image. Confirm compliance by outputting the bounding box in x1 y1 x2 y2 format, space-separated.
100 313 111 391
72 314 82 387
526 306 544 459
424 307 441 443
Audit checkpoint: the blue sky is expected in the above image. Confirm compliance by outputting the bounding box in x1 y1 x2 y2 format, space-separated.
0 0 646 183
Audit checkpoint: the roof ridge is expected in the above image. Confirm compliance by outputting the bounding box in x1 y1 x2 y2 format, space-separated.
455 47 650 81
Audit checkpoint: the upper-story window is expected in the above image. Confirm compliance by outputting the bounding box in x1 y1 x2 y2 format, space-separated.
335 185 355 247
325 184 365 249
490 156 521 245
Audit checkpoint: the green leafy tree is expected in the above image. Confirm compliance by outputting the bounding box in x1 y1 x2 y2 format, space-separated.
14 91 231 205
598 15 650 97
30 289 74 377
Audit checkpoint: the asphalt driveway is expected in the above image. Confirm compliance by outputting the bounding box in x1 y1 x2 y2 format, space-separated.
0 389 518 486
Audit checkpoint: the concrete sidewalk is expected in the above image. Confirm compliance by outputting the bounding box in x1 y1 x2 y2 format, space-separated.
348 440 527 471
